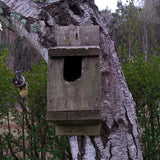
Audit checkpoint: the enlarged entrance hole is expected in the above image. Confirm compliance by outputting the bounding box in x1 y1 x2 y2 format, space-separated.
64 57 82 82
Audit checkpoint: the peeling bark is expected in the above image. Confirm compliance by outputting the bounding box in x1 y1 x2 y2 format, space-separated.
0 0 143 159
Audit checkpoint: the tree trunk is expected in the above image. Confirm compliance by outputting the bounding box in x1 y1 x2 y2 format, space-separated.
0 0 143 159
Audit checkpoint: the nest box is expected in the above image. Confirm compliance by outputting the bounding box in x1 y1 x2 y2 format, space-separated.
47 26 101 135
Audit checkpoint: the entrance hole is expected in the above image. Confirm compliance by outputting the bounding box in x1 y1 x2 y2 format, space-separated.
64 56 82 82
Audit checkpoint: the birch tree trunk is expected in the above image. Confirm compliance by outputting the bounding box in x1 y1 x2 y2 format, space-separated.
0 0 143 159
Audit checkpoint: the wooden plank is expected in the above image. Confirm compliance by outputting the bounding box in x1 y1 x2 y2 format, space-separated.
57 25 99 46
47 57 101 111
55 122 101 136
54 120 100 125
46 110 101 121
48 46 100 57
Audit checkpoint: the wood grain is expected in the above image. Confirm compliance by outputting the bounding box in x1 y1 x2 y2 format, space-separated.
57 25 99 46
47 25 101 135
48 46 100 57
46 110 101 121
55 122 101 136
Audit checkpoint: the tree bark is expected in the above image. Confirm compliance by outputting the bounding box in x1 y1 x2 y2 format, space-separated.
0 0 143 159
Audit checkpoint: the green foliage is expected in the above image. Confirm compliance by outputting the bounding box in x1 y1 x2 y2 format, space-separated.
0 49 17 159
122 53 160 160
0 50 71 159
0 49 16 109
116 0 141 62
117 1 160 159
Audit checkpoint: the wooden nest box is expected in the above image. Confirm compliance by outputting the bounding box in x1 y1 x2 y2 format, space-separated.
47 25 101 135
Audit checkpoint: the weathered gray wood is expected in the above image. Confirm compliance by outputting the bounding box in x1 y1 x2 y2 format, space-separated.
54 120 100 125
46 110 100 121
56 122 100 136
47 25 101 135
57 25 99 46
48 46 100 57
47 56 100 112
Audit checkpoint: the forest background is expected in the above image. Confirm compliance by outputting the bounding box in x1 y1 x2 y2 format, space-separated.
0 0 160 159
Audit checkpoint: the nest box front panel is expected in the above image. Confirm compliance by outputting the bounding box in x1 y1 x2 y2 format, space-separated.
47 55 100 115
